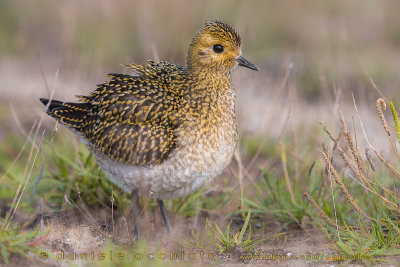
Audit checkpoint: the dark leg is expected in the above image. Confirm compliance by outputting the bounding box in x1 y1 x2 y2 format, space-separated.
131 189 141 240
157 199 172 233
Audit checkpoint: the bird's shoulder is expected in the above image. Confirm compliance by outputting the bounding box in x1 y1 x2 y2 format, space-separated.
79 60 186 125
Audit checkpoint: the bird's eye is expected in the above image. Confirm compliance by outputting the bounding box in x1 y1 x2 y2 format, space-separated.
212 44 224 53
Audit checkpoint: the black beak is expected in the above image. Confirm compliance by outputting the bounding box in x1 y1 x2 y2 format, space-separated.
237 56 259 71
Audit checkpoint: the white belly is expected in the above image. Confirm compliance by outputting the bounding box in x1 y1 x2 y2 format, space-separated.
91 126 237 199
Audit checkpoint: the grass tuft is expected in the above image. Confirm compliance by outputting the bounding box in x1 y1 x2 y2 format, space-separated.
0 218 43 264
206 210 285 253
311 98 400 263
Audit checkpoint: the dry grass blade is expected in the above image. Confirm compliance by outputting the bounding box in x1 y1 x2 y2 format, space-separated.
0 120 37 185
5 68 59 228
287 212 302 229
339 110 347 133
73 183 112 238
279 142 295 202
234 150 245 211
321 119 384 200
365 148 375 172
377 98 391 136
350 95 399 211
320 119 344 156
344 128 365 175
359 57 387 102
340 103 369 177
336 146 358 176
321 151 365 217
319 121 336 143
372 149 400 179
304 192 342 230
376 98 400 161
9 102 36 147
321 114 363 181
5 130 45 229
50 121 59 143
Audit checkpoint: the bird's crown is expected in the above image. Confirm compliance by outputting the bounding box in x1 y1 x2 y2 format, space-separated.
186 20 244 73
201 20 241 48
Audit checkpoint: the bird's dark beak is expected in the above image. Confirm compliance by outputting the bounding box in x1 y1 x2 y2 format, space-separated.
237 56 259 71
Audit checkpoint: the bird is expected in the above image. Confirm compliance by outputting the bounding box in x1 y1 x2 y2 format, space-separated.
40 20 258 239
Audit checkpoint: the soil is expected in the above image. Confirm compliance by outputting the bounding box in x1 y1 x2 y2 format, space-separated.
8 208 397 266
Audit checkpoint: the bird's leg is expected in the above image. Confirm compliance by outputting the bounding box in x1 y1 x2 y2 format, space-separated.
131 189 141 240
157 199 172 233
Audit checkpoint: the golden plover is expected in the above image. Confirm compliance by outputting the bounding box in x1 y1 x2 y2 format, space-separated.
40 20 258 238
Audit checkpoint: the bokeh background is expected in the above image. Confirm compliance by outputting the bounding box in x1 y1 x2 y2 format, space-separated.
2 0 400 145
2 2 400 264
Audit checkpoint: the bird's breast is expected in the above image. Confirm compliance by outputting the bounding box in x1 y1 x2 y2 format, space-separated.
175 88 238 175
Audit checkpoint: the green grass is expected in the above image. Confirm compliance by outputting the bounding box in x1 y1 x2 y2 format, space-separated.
239 132 327 228
2 99 400 265
37 138 126 210
3 1 400 264
206 210 285 253
332 217 400 265
0 218 43 264
233 99 400 264
35 133 232 219
390 101 400 147
168 188 231 218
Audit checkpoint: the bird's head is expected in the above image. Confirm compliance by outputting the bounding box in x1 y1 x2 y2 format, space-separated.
186 20 259 74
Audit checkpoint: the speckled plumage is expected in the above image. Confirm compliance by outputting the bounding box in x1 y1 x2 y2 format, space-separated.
40 20 258 200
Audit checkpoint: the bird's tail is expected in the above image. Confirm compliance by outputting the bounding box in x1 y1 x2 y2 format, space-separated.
40 98 91 130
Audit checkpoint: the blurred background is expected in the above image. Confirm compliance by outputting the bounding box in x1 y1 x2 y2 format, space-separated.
1 0 400 142
3 2 400 262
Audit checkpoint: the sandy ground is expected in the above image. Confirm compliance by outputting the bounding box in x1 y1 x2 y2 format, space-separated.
18 208 398 267
22 209 332 266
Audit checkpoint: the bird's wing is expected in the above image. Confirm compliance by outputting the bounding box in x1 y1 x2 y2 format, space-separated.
77 61 186 166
